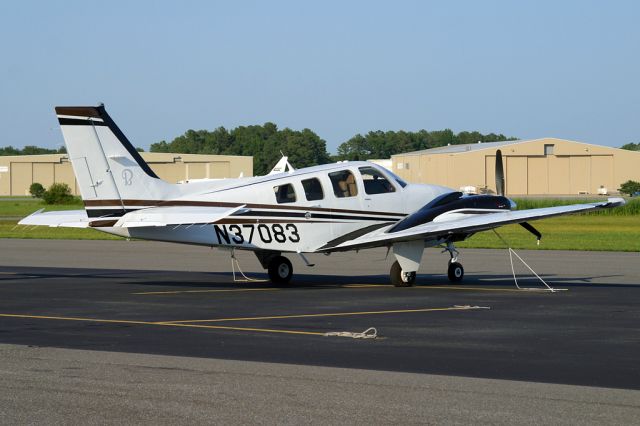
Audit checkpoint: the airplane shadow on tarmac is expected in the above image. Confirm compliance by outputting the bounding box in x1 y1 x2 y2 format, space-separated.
121 271 635 290
0 265 634 289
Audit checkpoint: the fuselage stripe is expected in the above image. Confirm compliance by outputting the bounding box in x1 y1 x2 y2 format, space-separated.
83 199 407 217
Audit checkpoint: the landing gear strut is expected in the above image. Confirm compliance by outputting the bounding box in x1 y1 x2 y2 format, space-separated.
443 242 464 283
390 261 416 287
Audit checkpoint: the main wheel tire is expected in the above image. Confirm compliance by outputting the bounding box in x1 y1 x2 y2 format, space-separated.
268 256 293 285
390 261 416 287
447 262 464 283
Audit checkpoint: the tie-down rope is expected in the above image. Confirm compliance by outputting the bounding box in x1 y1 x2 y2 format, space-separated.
230 248 268 283
492 229 565 293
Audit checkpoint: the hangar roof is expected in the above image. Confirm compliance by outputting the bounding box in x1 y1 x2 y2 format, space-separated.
395 139 529 156
393 137 640 157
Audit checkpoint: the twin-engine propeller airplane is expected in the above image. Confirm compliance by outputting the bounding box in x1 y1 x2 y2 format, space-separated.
21 105 625 286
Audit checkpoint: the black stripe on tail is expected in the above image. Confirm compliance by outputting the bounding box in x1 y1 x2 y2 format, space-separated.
55 104 159 179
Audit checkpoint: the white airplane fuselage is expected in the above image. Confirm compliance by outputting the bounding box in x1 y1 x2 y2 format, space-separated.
97 162 452 253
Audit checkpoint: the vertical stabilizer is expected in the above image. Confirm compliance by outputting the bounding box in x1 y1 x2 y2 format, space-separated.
56 105 178 216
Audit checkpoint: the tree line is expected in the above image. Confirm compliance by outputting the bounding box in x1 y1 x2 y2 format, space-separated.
621 142 640 151
0 145 66 155
4 124 638 176
150 123 330 175
150 124 517 175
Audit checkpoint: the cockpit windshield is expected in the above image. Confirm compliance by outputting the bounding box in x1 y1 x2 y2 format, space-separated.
385 170 408 188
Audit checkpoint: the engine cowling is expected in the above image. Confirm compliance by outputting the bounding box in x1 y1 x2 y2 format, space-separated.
389 192 513 233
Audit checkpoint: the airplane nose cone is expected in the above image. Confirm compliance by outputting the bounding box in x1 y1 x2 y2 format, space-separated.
509 199 517 210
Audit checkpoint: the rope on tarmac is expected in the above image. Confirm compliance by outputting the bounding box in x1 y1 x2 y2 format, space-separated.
324 327 378 339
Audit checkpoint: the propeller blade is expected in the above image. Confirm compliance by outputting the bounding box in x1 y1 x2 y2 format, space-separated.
495 149 505 196
520 221 542 244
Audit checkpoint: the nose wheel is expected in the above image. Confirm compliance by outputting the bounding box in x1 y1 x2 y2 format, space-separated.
442 242 464 283
447 261 464 282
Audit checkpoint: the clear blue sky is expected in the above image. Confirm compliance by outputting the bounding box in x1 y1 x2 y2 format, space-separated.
1 0 638 153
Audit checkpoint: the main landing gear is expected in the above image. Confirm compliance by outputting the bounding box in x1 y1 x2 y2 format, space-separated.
268 256 293 285
390 261 416 287
255 251 293 285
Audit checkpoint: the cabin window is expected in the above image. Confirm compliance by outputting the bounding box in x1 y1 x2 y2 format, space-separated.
329 170 358 198
273 183 296 203
358 167 396 194
302 178 324 201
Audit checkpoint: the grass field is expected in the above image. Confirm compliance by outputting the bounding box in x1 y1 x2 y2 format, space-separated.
0 221 122 240
1 197 638 251
459 216 640 252
0 198 82 217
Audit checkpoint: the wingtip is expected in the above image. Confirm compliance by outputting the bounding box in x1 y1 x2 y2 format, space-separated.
606 197 626 207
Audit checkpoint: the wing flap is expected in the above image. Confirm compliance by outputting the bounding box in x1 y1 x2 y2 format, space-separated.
324 198 625 251
113 205 247 228
18 209 91 228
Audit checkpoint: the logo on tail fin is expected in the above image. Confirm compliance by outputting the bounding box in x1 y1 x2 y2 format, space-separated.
122 169 133 185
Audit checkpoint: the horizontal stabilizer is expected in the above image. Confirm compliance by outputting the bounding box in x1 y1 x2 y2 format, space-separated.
19 209 90 228
113 205 248 228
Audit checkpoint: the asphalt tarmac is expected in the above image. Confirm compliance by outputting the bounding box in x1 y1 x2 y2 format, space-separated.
1 239 639 423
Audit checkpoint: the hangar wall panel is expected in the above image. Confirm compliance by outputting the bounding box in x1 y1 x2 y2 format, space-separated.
11 163 32 196
210 162 231 179
151 164 184 183
527 157 548 194
548 156 571 194
569 157 590 194
590 156 613 192
408 156 421 182
485 155 496 193
54 164 77 194
506 157 527 195
451 155 478 190
33 163 55 189
186 163 207 179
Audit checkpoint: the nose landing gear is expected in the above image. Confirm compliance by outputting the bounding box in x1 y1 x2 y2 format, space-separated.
443 242 464 283
447 261 464 282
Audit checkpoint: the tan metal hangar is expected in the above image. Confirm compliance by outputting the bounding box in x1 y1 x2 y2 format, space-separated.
392 138 640 196
0 153 253 196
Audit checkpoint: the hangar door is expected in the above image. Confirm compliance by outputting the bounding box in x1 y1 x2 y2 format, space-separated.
590 156 613 194
570 157 590 194
548 156 571 194
506 157 527 195
10 163 32 196
527 157 548 194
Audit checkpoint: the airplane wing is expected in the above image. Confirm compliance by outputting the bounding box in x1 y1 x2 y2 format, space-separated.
18 209 91 228
321 198 625 252
113 205 247 228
